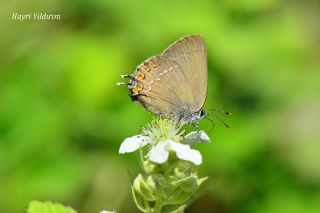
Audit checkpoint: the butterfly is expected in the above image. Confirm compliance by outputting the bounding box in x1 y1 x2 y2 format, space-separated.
118 35 208 124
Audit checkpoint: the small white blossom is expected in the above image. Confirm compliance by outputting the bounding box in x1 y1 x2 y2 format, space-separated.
119 136 203 165
119 118 210 165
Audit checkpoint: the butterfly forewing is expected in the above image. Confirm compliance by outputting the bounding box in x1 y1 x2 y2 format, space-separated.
162 35 208 111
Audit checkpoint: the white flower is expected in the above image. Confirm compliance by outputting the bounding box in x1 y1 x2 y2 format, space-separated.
100 211 115 213
182 130 211 146
119 135 203 165
119 135 151 154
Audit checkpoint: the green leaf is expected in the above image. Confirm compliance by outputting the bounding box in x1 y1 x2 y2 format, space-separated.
27 201 77 213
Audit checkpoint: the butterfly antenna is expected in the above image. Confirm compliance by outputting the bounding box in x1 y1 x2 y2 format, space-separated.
206 108 232 129
213 114 231 129
205 117 215 134
208 108 232 116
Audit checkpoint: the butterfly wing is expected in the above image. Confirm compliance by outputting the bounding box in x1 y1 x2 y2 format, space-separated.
130 55 194 115
162 35 208 112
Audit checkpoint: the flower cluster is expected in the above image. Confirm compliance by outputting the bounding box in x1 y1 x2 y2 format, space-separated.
119 118 210 213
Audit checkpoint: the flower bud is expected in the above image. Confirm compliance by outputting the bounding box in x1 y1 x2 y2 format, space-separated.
143 160 160 174
147 174 168 199
173 161 192 178
133 174 156 201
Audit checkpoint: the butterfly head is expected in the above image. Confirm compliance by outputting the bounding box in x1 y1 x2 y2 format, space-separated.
174 108 206 124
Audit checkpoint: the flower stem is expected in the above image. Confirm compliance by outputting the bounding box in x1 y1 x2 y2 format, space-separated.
152 200 163 213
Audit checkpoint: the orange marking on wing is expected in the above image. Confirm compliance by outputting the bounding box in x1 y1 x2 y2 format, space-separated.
140 66 151 72
131 84 144 94
131 87 139 94
137 72 145 80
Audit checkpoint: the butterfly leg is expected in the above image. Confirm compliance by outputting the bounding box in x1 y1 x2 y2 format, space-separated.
116 82 126 86
120 74 133 79
194 122 200 132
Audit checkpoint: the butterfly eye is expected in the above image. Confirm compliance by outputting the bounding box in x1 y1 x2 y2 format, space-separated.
200 109 205 118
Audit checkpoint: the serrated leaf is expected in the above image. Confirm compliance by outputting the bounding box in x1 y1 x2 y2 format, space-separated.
27 201 77 213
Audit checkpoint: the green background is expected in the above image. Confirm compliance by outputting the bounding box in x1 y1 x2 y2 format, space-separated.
1 0 320 212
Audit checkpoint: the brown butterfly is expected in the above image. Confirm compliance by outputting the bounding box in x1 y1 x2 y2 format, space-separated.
118 35 208 124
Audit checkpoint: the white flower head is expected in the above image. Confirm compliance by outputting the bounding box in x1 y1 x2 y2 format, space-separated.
119 118 209 165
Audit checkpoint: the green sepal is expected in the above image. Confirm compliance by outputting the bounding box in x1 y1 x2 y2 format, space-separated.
175 175 198 193
133 174 157 201
173 161 192 179
132 186 149 212
165 187 194 205
143 160 161 174
147 174 168 199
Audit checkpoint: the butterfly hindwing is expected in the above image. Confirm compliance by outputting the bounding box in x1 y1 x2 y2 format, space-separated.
130 55 194 115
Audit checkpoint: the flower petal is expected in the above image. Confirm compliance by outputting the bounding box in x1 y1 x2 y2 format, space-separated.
169 142 202 165
183 130 211 146
147 140 170 164
199 130 210 142
119 135 151 154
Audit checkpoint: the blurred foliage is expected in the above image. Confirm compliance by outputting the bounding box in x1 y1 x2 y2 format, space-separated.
27 201 77 213
1 0 320 213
